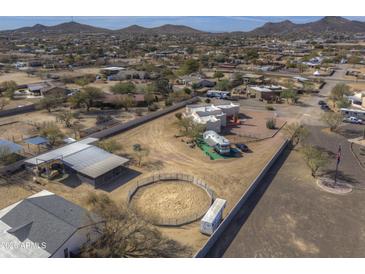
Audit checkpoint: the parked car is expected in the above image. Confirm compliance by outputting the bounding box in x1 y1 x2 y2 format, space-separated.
235 143 249 152
320 104 330 111
343 116 363 124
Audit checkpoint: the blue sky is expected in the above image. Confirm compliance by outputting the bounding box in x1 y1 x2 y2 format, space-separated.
0 16 365 32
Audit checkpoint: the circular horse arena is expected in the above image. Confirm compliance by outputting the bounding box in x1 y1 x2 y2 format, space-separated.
128 174 214 226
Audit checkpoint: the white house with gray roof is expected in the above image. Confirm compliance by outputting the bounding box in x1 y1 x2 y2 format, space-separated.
0 190 103 258
185 102 239 133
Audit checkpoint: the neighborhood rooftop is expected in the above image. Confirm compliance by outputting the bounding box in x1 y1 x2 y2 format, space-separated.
0 190 102 258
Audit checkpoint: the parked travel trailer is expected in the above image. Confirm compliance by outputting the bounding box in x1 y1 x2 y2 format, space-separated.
200 198 227 235
341 108 365 120
206 90 230 99
203 130 230 154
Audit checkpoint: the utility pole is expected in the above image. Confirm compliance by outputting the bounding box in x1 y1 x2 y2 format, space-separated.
334 144 341 184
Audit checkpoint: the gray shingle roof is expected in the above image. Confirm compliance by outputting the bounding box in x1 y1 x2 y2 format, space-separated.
0 191 101 256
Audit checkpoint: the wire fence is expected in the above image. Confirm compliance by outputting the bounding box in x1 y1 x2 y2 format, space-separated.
127 173 216 227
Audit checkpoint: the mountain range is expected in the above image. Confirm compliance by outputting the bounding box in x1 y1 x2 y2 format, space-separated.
249 16 365 36
2 16 365 36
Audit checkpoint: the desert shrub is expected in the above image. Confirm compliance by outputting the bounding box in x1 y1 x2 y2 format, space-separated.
165 98 173 106
135 108 144 116
96 114 113 125
266 118 276 129
175 112 183 120
148 103 159 112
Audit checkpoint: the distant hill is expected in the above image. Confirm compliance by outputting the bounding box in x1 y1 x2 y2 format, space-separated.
3 22 204 36
2 17 365 37
118 24 149 34
249 20 297 36
249 16 365 36
117 24 204 35
5 21 110 34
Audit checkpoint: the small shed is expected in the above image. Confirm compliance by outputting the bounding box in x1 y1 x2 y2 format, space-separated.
24 136 48 146
24 136 49 153
200 198 227 235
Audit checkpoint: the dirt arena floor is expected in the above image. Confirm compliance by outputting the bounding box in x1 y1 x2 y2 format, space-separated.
130 180 211 223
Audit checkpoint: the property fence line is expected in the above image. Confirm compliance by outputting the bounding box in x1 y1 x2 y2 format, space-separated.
89 97 199 139
127 172 216 227
194 139 289 258
0 159 26 175
0 104 36 118
0 97 198 175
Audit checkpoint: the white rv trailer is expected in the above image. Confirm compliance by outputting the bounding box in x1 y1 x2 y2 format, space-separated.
200 198 227 235
206 90 230 99
203 130 230 154
341 108 365 120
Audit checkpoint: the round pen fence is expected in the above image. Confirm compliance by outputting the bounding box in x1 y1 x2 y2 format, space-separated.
127 173 216 227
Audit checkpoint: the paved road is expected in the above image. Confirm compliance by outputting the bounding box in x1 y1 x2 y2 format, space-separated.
207 64 365 257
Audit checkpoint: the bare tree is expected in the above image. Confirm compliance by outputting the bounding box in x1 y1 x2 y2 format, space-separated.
133 144 150 167
301 144 329 177
39 122 65 146
80 193 191 258
0 81 17 99
56 110 75 128
0 98 9 110
37 96 61 113
176 117 205 143
320 112 343 132
97 139 123 153
70 121 84 139
283 122 309 146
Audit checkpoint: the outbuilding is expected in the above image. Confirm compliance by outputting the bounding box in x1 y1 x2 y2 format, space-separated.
25 138 129 188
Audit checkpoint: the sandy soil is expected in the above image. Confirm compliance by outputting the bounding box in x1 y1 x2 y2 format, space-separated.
0 184 32 209
223 110 286 142
0 72 43 85
348 82 365 91
0 106 285 255
106 110 286 252
130 181 211 223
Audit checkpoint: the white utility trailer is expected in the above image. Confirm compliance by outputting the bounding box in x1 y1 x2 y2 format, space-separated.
200 198 227 235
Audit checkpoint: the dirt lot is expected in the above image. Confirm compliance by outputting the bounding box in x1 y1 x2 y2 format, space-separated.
223 110 286 142
104 109 286 252
130 180 211 222
0 106 286 254
0 107 139 142
348 82 365 91
0 71 43 85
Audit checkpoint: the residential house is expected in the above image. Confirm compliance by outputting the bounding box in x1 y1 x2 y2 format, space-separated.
185 102 239 133
247 85 287 101
0 190 103 258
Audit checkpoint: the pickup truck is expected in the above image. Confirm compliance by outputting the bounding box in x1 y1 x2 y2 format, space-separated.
343 116 363 124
